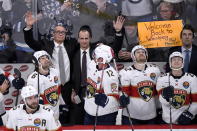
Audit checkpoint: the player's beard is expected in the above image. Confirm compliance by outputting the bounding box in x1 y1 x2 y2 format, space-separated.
27 101 39 110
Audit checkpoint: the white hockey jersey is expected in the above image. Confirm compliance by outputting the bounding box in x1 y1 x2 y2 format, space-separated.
27 68 65 120
119 64 161 120
6 104 61 131
156 72 197 124
84 63 119 116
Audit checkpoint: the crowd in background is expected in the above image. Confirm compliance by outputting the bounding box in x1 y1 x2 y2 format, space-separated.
0 0 197 62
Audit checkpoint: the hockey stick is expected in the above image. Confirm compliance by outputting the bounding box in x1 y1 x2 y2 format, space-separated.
32 56 40 94
14 68 22 106
93 63 105 131
113 58 134 131
168 73 173 131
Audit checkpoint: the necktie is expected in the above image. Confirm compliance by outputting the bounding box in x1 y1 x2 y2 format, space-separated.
58 46 66 85
81 51 87 87
184 50 190 72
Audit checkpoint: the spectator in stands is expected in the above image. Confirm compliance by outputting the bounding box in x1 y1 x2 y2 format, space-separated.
138 1 184 62
0 24 32 63
70 16 124 125
166 24 197 76
117 18 138 62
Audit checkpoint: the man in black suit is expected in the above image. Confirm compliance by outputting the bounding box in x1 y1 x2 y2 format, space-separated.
23 11 78 124
70 16 125 124
166 24 197 77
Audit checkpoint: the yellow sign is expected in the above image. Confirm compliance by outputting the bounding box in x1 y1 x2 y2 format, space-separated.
138 20 183 48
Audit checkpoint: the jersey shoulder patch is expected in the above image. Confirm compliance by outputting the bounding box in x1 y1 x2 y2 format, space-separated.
30 72 38 79
124 66 133 72
160 73 168 77
186 73 196 78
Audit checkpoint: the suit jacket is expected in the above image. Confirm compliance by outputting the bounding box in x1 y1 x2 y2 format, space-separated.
166 45 197 76
23 28 78 104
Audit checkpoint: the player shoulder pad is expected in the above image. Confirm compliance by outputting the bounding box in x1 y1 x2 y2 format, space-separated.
147 63 158 68
124 66 133 72
186 73 196 78
30 72 38 79
50 67 58 73
41 105 53 113
159 73 168 78
11 104 23 112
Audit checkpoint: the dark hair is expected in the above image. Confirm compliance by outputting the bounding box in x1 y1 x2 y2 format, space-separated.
180 24 195 38
0 25 12 37
78 25 92 38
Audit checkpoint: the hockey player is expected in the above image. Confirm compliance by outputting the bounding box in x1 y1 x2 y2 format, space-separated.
156 52 197 124
6 85 61 130
119 45 161 125
84 44 119 125
27 50 66 121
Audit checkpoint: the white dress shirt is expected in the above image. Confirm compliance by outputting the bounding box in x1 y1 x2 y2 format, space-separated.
52 42 70 84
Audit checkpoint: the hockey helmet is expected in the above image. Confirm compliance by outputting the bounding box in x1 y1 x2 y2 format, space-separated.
131 45 148 62
33 50 51 63
169 51 184 70
21 85 38 100
94 44 114 64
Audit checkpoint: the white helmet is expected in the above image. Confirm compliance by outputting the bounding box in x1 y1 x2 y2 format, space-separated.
131 45 148 62
94 44 114 64
33 50 51 63
163 0 183 3
21 85 38 100
169 51 184 70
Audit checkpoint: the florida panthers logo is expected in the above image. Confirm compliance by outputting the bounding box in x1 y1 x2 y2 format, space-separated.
44 86 59 106
171 89 187 109
87 84 96 98
137 80 155 102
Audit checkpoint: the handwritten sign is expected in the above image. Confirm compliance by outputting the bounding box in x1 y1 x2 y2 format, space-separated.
138 20 183 48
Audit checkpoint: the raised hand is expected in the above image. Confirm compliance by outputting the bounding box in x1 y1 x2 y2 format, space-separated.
113 16 125 32
25 11 38 28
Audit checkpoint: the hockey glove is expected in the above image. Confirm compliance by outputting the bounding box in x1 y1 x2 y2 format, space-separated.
162 86 174 102
178 111 194 125
95 93 109 107
119 94 129 108
12 77 25 89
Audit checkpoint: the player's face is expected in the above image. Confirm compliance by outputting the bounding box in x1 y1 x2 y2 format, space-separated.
171 56 183 70
181 29 193 48
25 95 39 110
39 55 51 69
78 31 91 50
53 26 66 44
96 57 105 70
134 49 147 63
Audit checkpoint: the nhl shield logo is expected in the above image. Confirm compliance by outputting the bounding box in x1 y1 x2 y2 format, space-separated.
44 86 59 106
171 89 187 109
137 81 154 102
